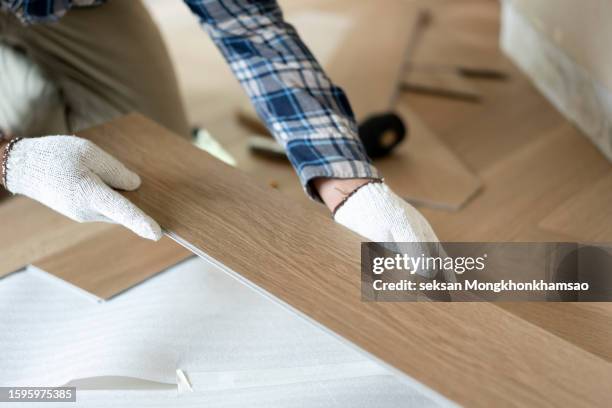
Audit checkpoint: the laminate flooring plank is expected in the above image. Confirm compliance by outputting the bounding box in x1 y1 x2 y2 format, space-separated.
411 0 508 75
420 123 610 242
497 303 612 362
409 0 612 382
33 227 193 299
151 4 612 404
78 113 612 407
0 196 112 278
539 172 612 242
307 0 420 118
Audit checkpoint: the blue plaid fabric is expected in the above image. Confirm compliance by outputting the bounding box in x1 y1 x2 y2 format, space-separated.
0 0 103 24
2 0 380 198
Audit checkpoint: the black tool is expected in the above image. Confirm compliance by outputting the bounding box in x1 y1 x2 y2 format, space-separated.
357 112 407 158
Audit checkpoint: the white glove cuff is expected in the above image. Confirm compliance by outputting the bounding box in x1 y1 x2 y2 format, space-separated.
2 137 24 190
331 179 383 217
334 181 440 243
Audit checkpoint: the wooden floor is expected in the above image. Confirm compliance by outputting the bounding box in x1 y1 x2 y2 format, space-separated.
407 0 612 243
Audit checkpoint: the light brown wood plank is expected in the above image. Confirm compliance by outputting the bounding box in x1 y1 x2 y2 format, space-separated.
33 227 193 299
411 0 508 74
421 123 610 242
151 4 612 405
408 0 612 381
0 197 112 278
304 0 419 118
497 303 612 362
378 102 482 210
77 113 612 407
405 2 610 243
539 172 612 242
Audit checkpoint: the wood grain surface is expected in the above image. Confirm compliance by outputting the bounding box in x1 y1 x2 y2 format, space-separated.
78 113 612 407
149 0 612 404
33 227 193 299
0 197 112 277
410 0 507 74
539 171 612 242
498 302 612 362
311 0 419 118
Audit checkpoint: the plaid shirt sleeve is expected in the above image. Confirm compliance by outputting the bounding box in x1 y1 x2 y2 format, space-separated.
184 0 380 199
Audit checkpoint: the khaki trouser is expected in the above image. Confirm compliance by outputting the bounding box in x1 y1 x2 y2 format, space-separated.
0 0 190 138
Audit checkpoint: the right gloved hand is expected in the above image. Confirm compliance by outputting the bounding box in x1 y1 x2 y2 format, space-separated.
4 136 162 240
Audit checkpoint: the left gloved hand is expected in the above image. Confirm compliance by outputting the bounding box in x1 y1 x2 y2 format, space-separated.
333 182 439 243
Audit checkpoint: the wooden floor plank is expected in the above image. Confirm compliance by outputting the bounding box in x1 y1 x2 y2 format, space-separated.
411 0 508 74
421 123 610 242
539 171 612 242
77 113 612 407
146 2 612 405
497 303 612 362
307 0 419 118
0 197 112 278
33 227 193 299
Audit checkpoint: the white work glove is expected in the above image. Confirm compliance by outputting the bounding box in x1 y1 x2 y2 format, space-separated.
5 136 162 240
334 182 439 242
335 182 454 282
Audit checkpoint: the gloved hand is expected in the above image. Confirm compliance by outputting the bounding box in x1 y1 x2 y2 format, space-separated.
335 182 455 282
4 136 162 240
334 182 439 243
